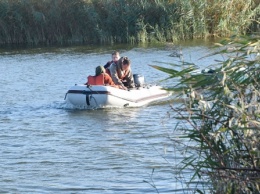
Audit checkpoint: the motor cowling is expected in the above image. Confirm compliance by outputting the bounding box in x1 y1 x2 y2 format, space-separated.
133 74 145 87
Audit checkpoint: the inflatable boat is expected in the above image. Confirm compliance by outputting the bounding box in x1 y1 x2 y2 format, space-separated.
64 84 170 109
64 74 170 109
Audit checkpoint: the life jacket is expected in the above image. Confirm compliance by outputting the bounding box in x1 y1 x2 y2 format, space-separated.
87 74 104 85
117 68 129 80
109 63 129 80
87 73 118 88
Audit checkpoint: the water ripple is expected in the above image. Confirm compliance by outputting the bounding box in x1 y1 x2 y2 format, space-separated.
0 44 215 193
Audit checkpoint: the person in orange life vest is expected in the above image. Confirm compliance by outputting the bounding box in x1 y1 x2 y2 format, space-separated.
108 56 135 89
96 65 115 85
84 66 112 85
104 51 120 69
85 66 125 89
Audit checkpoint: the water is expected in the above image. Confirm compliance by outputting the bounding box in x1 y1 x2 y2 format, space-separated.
0 41 216 193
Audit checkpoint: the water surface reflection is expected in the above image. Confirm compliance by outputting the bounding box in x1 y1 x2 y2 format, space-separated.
0 41 217 193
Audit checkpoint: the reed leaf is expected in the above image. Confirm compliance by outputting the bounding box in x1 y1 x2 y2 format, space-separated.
153 35 260 193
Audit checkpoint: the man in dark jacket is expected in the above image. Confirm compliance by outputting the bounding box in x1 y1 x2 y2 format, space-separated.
104 51 120 69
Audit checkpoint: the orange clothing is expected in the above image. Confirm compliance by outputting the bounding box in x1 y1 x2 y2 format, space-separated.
85 73 119 88
103 73 115 86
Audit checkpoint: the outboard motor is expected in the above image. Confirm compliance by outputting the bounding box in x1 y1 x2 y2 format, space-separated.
133 74 145 87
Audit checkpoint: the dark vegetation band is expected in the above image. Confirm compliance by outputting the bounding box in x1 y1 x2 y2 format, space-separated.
0 0 259 45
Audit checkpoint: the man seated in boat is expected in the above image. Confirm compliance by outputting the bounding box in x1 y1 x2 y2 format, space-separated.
107 56 135 89
85 66 124 89
104 51 120 69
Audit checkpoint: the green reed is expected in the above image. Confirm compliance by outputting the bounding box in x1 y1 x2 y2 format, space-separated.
151 36 260 193
0 0 259 46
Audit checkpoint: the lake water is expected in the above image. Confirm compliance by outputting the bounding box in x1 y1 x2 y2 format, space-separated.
0 41 217 193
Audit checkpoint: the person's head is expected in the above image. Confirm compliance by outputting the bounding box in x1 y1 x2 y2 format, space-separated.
122 57 131 71
95 66 106 76
112 51 120 62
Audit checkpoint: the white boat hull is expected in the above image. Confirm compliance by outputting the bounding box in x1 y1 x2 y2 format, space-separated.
65 84 170 108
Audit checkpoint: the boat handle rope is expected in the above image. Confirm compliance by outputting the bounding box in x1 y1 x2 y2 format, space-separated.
86 85 99 107
86 94 90 106
64 85 98 107
64 92 68 100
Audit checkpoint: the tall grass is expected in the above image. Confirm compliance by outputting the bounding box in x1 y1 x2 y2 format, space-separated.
151 36 260 193
0 0 259 45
